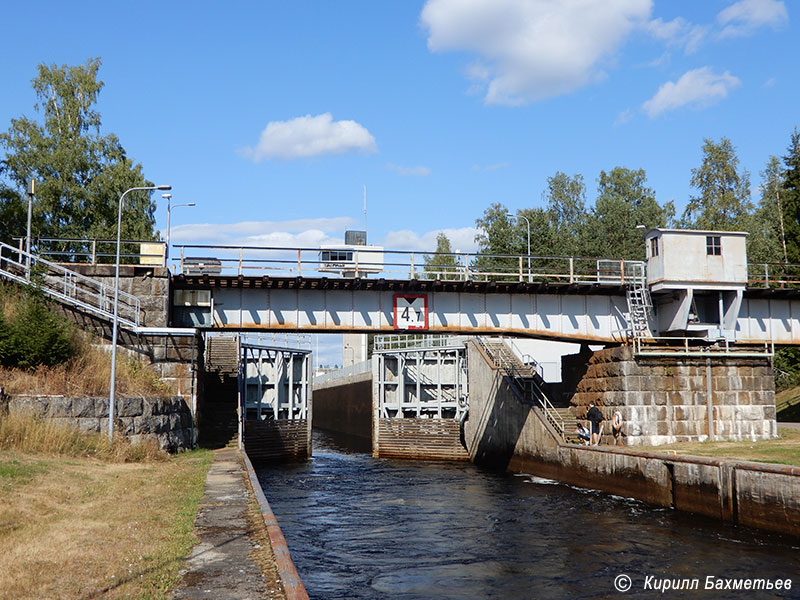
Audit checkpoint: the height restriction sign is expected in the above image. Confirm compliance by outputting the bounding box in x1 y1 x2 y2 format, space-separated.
393 294 428 330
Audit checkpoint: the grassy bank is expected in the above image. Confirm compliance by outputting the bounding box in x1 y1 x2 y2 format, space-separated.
639 427 800 466
776 386 800 422
0 415 212 599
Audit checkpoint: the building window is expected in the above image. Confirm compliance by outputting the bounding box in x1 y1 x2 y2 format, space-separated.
649 237 659 257
706 235 721 256
322 250 353 262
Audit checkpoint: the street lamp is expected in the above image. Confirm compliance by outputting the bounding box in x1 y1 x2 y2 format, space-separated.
108 184 171 441
505 211 531 282
163 193 196 264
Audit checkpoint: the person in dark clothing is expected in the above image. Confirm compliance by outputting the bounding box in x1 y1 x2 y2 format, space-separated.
586 401 604 446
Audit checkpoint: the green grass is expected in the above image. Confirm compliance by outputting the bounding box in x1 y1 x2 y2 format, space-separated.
134 448 214 598
640 428 800 466
776 386 800 422
0 459 48 490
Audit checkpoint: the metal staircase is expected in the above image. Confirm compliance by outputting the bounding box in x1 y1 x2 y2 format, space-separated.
476 338 565 439
0 240 142 330
625 262 653 340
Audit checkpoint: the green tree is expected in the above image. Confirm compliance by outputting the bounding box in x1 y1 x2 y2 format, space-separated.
781 128 800 264
544 171 587 255
585 167 674 260
473 203 518 277
0 58 157 248
423 232 460 280
748 156 786 264
681 137 753 230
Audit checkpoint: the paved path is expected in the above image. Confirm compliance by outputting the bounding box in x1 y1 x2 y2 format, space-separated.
171 447 280 600
778 422 800 429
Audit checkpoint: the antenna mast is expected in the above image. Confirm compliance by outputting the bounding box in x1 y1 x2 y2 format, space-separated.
363 185 367 233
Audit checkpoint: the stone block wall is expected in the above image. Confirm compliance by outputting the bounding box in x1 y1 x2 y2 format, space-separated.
65 264 170 328
568 346 777 446
8 394 195 452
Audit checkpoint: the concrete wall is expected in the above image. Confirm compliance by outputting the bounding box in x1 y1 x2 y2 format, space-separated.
566 345 776 446
6 394 195 452
312 372 372 440
464 341 800 538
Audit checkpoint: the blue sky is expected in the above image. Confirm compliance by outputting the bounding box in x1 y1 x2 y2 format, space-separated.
1 0 797 364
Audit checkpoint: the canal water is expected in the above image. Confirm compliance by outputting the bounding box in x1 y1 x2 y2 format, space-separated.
256 430 800 599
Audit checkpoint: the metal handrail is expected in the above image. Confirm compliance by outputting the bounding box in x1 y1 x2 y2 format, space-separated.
374 334 466 352
633 336 774 357
174 243 645 285
475 337 565 437
14 237 166 265
0 241 142 329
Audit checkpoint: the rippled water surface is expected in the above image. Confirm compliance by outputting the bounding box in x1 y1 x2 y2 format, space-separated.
256 430 800 599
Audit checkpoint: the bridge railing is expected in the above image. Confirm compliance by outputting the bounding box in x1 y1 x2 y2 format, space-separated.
13 237 167 266
747 262 800 288
633 337 774 357
173 244 645 284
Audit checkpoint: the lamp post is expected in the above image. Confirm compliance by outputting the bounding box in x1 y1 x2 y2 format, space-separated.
108 184 171 441
505 211 531 282
163 193 195 265
25 179 35 276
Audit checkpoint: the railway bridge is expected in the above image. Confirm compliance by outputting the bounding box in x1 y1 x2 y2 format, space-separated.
1 228 797 456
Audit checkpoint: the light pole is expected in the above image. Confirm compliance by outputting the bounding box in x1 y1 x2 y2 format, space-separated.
163 193 195 265
505 211 531 282
108 184 171 441
25 179 35 276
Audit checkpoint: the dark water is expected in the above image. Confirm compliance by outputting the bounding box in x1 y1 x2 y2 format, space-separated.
256 430 800 599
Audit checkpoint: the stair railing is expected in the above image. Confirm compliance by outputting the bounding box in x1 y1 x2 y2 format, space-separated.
475 337 565 439
0 241 142 329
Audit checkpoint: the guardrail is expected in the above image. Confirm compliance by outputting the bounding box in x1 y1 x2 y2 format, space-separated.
312 360 372 386
748 262 800 288
13 237 166 266
633 337 774 357
373 334 467 352
174 244 644 284
0 241 142 328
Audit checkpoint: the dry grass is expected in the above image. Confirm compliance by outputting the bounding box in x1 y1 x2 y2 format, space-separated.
0 338 172 397
638 427 800 466
0 448 212 599
0 412 166 463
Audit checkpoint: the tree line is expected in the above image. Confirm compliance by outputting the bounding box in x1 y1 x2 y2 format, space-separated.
423 132 800 272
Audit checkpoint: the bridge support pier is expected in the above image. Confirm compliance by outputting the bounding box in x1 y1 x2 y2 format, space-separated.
564 345 777 446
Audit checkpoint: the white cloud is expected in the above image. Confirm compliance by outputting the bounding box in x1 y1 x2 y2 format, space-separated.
420 0 652 105
645 17 708 54
614 108 633 126
642 67 741 118
382 227 480 253
171 217 355 247
471 162 509 172
386 163 432 176
717 0 788 38
241 113 377 161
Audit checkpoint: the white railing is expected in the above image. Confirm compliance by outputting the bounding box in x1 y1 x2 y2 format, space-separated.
0 241 142 329
374 334 467 352
173 243 644 284
312 359 372 386
14 237 166 266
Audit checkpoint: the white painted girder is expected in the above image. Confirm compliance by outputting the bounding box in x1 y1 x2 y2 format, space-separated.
208 287 631 343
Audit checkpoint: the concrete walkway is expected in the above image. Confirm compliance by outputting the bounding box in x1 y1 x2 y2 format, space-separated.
171 447 282 600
